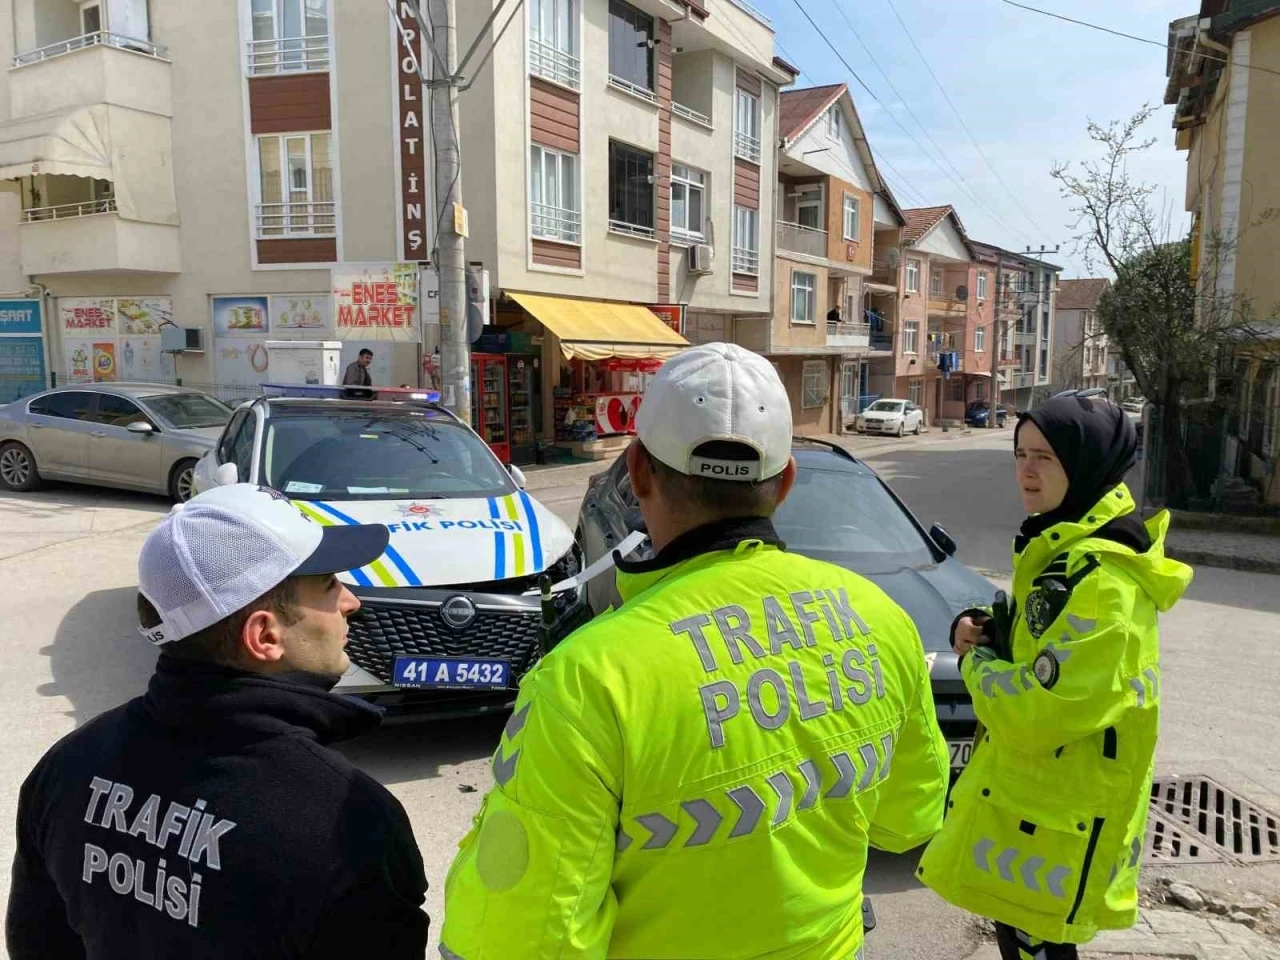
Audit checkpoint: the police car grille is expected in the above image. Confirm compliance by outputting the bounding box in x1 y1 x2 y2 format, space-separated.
346 605 543 683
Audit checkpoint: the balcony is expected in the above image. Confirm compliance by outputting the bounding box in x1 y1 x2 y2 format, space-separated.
255 201 336 239
20 202 180 274
731 245 759 275
827 321 870 350
530 202 582 245
1014 329 1038 345
869 257 898 289
246 36 330 76
776 220 826 259
9 33 172 120
733 129 761 164
671 101 712 129
1012 372 1035 389
927 294 967 318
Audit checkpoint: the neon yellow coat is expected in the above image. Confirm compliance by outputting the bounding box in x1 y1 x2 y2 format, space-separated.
919 485 1192 944
442 533 951 959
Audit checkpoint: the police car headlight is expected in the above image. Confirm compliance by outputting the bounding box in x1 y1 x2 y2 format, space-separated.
546 544 585 608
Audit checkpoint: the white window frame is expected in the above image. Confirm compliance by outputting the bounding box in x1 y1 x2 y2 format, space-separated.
79 0 101 35
826 106 842 142
905 259 920 293
845 291 859 327
842 195 860 242
791 271 817 325
734 88 761 163
670 163 707 242
732 205 759 275
248 0 330 75
795 187 822 230
930 268 943 298
253 132 335 238
974 326 986 352
529 0 580 90
908 378 924 406
529 143 581 245
903 318 920 354
802 360 828 409
977 271 988 300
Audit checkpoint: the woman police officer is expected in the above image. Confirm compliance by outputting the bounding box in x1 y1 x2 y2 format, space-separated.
917 390 1193 960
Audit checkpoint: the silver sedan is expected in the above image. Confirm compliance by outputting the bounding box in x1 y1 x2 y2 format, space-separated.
0 384 232 501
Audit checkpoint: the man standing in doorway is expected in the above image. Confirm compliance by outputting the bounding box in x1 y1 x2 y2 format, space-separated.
343 348 374 399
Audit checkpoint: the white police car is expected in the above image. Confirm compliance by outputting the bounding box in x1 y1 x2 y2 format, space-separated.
193 385 586 719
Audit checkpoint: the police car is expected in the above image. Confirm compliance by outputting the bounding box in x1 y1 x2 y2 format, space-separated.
193 385 586 719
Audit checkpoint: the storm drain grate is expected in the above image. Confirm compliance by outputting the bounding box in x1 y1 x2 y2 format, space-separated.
1147 775 1280 864
1142 810 1229 865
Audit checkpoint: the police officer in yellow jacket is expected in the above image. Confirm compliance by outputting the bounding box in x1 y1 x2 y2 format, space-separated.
442 343 952 959
918 391 1193 959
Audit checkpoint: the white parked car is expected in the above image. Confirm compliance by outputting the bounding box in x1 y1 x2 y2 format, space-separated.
193 386 586 720
854 399 924 437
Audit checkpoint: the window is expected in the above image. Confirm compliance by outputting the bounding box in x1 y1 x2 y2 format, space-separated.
903 318 919 354
249 0 328 74
826 107 842 142
905 259 920 293
930 269 943 297
530 144 580 244
974 327 986 353
948 378 964 402
791 272 817 325
977 271 988 300
802 360 828 409
845 291 859 327
796 188 822 230
93 395 151 428
975 380 988 401
529 0 579 89
732 205 758 275
28 391 95 421
842 196 860 242
608 141 654 237
256 133 334 237
1039 346 1049 379
80 1 101 34
232 414 258 482
1041 309 1050 342
670 164 706 241
908 379 924 406
608 0 653 93
734 88 761 163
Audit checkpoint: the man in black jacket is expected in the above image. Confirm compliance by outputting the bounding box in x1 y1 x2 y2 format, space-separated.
6 483 429 959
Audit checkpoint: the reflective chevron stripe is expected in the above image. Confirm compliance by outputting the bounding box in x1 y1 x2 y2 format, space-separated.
682 799 722 847
827 752 856 799
492 745 519 786
767 771 794 827
972 839 1071 898
1066 613 1097 635
797 760 821 810
727 785 765 838
636 812 679 850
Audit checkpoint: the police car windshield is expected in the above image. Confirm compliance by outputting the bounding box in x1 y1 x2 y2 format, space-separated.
262 411 516 501
773 468 936 573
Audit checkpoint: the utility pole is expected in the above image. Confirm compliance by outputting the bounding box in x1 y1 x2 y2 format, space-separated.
989 253 1003 428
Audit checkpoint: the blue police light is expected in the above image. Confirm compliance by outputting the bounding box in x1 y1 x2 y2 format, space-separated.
260 383 443 403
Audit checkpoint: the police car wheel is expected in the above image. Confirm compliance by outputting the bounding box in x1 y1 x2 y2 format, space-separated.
169 458 198 503
0 441 41 492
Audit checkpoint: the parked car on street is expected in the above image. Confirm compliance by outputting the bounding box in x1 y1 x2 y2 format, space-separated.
1122 397 1146 414
963 401 1008 428
194 386 587 720
854 398 924 436
576 439 996 770
0 384 231 501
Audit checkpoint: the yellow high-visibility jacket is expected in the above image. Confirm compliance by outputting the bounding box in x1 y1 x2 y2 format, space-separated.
442 523 951 959
919 485 1192 944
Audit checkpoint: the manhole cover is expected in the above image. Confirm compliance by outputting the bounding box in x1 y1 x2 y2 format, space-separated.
1143 810 1228 865
1149 775 1280 864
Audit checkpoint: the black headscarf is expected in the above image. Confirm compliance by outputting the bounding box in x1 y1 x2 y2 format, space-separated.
1013 393 1147 554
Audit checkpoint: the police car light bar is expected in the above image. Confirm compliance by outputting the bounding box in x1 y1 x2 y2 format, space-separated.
260 383 443 403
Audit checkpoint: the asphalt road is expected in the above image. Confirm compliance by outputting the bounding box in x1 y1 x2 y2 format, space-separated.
2 429 1278 960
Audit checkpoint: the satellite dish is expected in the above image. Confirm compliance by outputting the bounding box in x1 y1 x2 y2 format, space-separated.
885 248 901 269
955 284 969 302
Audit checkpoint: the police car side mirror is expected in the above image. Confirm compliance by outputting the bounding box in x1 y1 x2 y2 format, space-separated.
930 522 957 557
508 464 527 489
214 462 239 487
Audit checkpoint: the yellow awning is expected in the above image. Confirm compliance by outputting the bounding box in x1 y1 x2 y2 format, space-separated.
509 292 688 362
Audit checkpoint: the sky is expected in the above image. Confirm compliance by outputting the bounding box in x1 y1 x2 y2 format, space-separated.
741 0 1195 278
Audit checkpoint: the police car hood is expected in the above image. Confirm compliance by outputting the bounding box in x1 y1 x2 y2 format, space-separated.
293 493 575 588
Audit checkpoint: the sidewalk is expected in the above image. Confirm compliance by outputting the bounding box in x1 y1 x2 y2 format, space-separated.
1164 528 1280 576
962 908 1280 960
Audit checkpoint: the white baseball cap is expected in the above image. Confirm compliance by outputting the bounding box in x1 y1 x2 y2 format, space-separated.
635 342 792 482
137 484 389 645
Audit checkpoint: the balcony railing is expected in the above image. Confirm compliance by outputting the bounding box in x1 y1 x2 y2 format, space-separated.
671 101 712 128
255 201 336 237
731 246 759 275
827 321 870 347
869 258 898 287
1012 372 1035 388
608 74 657 104
246 36 329 75
531 203 581 245
14 31 166 67
608 219 655 240
776 221 827 258
733 129 761 164
928 294 966 316
23 198 117 222
726 0 773 26
529 38 580 90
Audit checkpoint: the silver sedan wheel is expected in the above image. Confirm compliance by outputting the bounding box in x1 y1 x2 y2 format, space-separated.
1 445 32 488
175 464 197 502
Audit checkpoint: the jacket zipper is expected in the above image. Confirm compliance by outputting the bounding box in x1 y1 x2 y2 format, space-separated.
1067 817 1105 925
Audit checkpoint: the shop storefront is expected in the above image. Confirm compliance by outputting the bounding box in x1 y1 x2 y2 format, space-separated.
58 297 175 384
0 298 46 404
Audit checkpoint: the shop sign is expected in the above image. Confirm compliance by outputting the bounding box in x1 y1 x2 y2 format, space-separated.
59 298 116 331
394 1 429 261
650 304 685 335
0 299 41 336
332 263 420 342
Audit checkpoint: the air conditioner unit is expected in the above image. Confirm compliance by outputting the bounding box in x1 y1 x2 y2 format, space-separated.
162 325 204 353
688 243 714 275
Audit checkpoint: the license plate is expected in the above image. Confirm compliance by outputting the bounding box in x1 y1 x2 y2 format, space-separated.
948 740 973 770
393 656 510 690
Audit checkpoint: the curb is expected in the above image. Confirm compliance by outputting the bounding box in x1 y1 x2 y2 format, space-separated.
1165 547 1280 576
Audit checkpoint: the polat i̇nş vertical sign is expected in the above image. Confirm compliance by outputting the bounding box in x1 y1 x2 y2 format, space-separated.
394 1 429 262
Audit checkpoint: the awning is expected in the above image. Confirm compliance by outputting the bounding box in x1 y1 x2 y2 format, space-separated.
0 104 177 224
509 291 688 362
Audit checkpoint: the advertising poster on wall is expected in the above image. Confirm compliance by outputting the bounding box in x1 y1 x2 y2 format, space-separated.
212 296 269 336
59 298 116 334
0 299 42 336
121 336 173 381
62 340 95 381
270 294 332 339
118 298 173 335
213 337 271 388
0 338 46 404
332 263 419 342
92 342 117 382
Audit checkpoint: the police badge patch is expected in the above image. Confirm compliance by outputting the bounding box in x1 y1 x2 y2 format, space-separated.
1033 648 1060 689
1023 577 1070 639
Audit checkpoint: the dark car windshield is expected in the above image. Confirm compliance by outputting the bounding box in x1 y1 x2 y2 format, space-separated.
772 466 936 573
262 411 515 500
141 393 233 429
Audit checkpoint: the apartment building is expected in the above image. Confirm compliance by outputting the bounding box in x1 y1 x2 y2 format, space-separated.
1052 277 1111 394
1166 1 1280 504
760 83 900 435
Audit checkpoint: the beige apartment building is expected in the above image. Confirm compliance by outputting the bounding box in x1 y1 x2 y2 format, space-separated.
1052 277 1111 394
0 0 792 464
